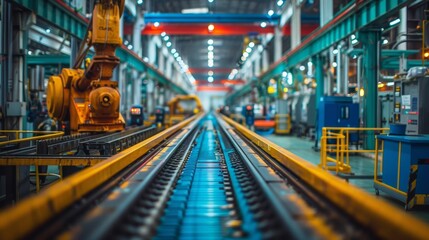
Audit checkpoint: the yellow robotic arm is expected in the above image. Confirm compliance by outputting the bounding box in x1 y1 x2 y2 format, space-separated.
46 0 125 132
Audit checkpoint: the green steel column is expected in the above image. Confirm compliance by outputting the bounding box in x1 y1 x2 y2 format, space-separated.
315 55 324 109
359 30 380 149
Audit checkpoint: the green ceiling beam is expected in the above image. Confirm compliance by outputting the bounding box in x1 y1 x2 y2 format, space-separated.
14 0 187 95
228 0 411 102
27 54 70 65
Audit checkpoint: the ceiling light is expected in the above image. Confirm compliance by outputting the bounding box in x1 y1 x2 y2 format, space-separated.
208 45 214 51
277 0 284 6
166 42 172 47
243 52 249 58
161 32 166 37
333 49 339 54
208 55 214 60
351 39 358 45
350 34 356 40
208 24 215 32
299 65 305 71
171 49 177 54
332 62 338 68
127 44 133 50
177 57 182 61
258 45 264 52
208 0 214 3
382 39 389 45
208 39 214 45
246 47 252 53
268 10 274 16
389 18 400 26
208 71 214 76
28 50 32 55
282 71 287 78
260 22 267 28
249 42 255 48
241 56 246 61
208 76 214 82
208 62 214 67
137 0 143 5
163 36 169 41
45 28 51 33
174 53 179 58
232 69 238 74
154 22 160 27
307 61 313 67
124 40 129 45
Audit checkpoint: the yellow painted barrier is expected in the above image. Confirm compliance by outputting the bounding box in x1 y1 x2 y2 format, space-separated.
220 115 429 240
0 113 202 240
0 130 64 147
274 114 291 134
319 127 389 174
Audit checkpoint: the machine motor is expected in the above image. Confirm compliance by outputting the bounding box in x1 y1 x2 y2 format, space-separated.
130 105 144 126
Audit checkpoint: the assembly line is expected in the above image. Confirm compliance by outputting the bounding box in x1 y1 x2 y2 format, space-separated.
1 0 429 239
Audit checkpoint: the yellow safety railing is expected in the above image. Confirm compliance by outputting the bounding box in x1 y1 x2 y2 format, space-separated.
319 127 388 174
0 130 64 147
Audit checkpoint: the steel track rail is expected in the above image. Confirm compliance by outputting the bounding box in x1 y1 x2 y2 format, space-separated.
64 121 202 239
0 114 203 240
216 116 310 239
219 114 429 240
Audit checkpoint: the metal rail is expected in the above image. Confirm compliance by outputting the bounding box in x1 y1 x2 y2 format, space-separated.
0 114 202 240
59 115 310 239
76 126 160 156
220 114 429 239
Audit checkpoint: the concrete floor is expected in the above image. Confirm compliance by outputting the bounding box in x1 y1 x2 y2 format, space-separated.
264 134 429 223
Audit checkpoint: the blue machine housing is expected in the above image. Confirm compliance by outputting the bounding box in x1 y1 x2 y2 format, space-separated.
317 96 359 141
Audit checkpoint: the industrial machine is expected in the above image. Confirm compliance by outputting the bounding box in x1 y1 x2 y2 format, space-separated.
378 92 394 128
130 105 144 126
375 68 429 209
243 104 255 128
300 92 316 138
274 99 291 134
317 96 359 142
167 95 203 116
46 0 125 133
154 106 165 126
393 70 429 135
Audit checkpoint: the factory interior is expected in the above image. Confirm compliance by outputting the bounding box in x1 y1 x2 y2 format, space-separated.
1 0 429 239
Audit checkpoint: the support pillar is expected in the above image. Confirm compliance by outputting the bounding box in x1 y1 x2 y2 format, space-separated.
359 30 380 149
274 26 282 61
132 7 143 106
291 0 301 49
320 0 333 26
315 55 325 109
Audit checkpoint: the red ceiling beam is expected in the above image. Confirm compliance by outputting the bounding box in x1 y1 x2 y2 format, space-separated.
123 23 319 36
195 79 246 85
196 85 231 92
189 68 233 74
140 23 274 35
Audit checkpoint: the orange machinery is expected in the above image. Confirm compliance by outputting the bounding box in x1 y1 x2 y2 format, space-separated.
167 95 203 115
46 0 125 132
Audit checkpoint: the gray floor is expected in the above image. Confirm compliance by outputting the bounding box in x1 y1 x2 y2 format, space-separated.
264 134 429 223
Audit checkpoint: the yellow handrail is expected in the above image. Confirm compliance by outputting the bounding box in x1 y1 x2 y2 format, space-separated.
0 130 64 147
319 127 389 174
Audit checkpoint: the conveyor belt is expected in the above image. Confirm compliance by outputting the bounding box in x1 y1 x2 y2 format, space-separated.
1 113 429 240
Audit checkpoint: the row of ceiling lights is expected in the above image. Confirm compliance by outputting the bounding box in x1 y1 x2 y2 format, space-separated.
161 32 189 73
208 39 214 82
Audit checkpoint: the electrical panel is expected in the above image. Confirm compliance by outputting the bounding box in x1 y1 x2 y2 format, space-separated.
393 75 429 135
